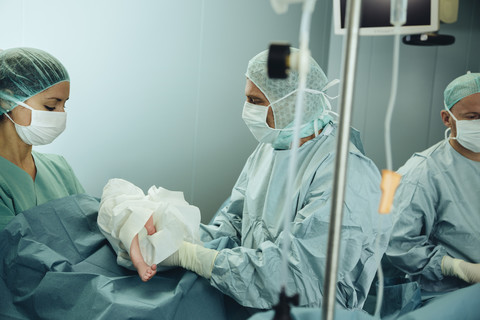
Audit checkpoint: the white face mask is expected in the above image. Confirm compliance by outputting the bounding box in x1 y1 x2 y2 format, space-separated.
5 100 67 146
446 108 480 153
242 102 281 144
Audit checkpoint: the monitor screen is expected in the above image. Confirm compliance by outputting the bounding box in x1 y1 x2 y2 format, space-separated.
333 0 439 36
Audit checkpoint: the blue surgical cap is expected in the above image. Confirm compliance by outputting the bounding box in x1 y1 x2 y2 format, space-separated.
444 72 480 110
0 47 69 115
245 48 331 129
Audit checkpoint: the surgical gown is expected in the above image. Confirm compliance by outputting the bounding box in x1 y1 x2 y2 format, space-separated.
200 123 392 309
385 140 480 293
0 151 85 230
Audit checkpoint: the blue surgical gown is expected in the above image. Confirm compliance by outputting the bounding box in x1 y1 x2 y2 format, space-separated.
0 151 85 230
200 123 392 309
385 140 480 293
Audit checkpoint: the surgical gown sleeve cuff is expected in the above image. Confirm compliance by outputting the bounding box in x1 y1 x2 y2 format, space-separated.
427 247 447 281
425 246 448 281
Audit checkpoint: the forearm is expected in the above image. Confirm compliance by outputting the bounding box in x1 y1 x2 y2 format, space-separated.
386 242 447 281
199 221 240 244
209 241 324 309
199 206 243 244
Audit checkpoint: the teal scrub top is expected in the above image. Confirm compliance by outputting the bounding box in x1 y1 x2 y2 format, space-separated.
385 139 480 293
0 151 85 230
200 123 392 309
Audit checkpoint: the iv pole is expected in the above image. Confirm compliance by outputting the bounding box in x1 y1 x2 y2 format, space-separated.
322 0 362 319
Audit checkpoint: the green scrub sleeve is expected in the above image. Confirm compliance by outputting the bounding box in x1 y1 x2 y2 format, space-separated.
0 199 15 231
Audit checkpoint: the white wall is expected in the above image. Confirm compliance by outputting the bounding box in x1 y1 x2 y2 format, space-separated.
0 0 332 223
2 0 478 223
327 0 480 170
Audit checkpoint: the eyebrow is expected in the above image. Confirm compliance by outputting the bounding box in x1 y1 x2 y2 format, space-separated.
45 97 69 101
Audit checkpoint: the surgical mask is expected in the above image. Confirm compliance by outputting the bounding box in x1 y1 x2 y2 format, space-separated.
242 101 325 149
242 84 337 149
4 100 67 146
242 102 281 144
445 107 480 153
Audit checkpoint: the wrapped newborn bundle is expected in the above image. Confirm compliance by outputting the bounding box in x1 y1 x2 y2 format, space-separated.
97 178 201 269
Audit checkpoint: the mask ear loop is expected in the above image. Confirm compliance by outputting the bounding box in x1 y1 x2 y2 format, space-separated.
304 79 341 122
3 100 37 127
323 79 340 119
315 80 341 138
13 100 34 111
3 112 17 125
268 89 299 107
269 79 340 109
444 127 452 140
444 102 458 141
322 78 340 92
267 89 301 129
4 100 34 126
269 79 341 133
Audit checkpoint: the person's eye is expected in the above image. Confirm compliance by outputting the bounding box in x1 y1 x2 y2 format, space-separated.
466 114 480 120
44 105 55 111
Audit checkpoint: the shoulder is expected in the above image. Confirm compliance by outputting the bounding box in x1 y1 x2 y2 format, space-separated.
348 150 381 176
397 140 446 180
393 141 449 208
343 151 382 204
307 132 381 188
327 124 381 177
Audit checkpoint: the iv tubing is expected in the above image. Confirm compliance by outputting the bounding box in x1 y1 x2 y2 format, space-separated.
374 27 402 319
280 0 317 288
384 32 401 173
321 0 362 319
375 0 407 310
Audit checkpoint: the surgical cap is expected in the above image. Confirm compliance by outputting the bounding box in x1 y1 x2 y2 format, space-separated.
444 72 480 110
245 48 331 129
0 47 69 115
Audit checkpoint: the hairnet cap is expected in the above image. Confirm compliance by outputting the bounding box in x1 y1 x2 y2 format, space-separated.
444 72 480 110
0 47 69 115
245 48 330 129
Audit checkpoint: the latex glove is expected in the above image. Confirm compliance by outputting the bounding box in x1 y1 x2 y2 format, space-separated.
441 255 480 284
160 241 219 279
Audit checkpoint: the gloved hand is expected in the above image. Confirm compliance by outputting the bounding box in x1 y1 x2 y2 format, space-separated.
441 255 480 284
160 241 219 279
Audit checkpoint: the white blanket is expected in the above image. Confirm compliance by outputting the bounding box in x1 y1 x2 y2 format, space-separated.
97 178 201 267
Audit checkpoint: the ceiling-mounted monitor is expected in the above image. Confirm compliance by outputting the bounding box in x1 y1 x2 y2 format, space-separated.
333 0 440 36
